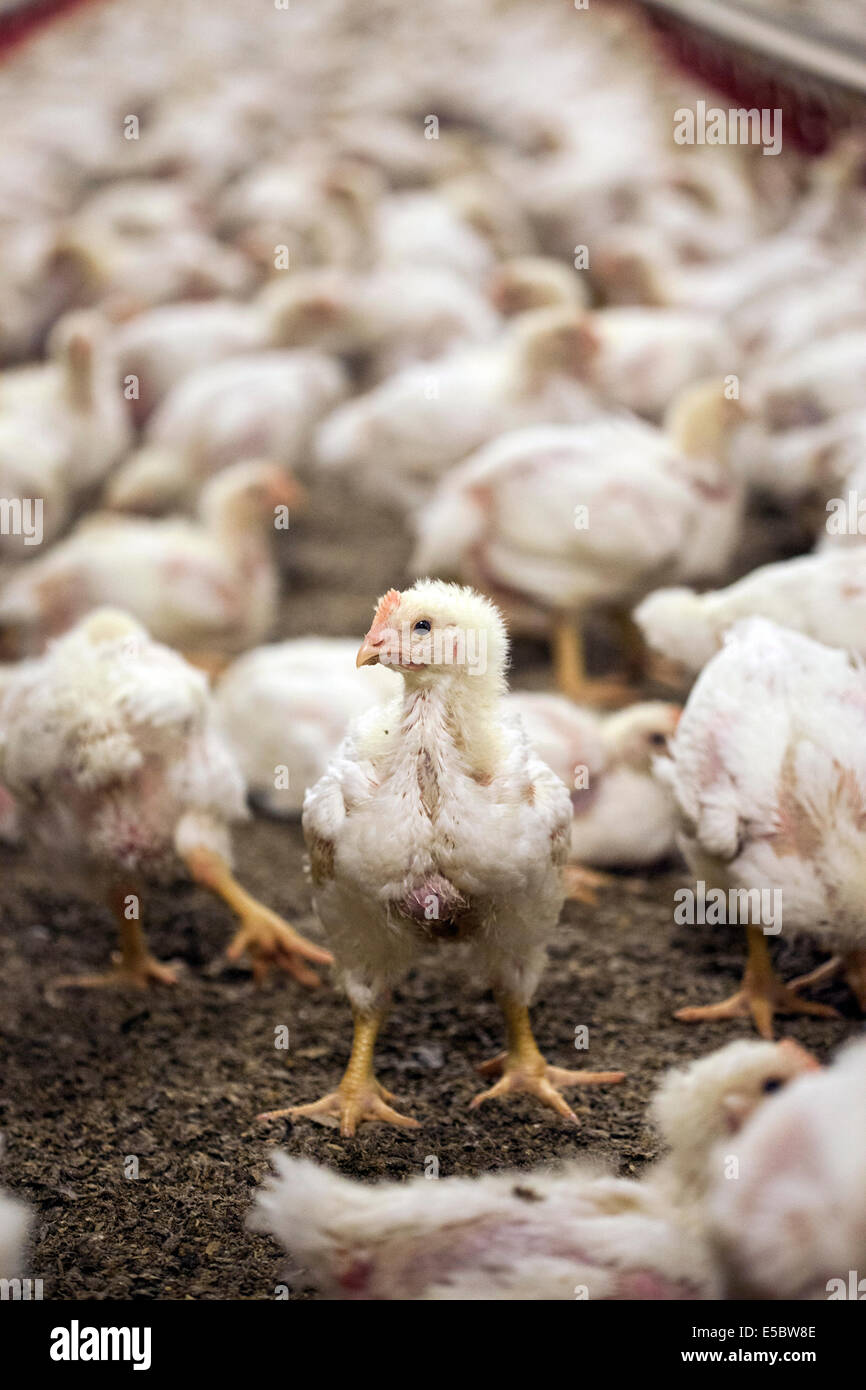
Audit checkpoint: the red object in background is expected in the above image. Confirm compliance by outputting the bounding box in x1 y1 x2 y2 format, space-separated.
0 0 99 63
635 0 866 155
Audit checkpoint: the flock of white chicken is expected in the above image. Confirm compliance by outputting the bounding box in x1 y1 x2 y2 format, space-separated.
1 0 866 1301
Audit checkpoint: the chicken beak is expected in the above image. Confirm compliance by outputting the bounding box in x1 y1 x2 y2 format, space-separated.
356 637 380 668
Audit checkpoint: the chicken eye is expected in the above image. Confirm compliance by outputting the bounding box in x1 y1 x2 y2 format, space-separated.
762 1076 784 1094
649 733 666 747
413 620 431 633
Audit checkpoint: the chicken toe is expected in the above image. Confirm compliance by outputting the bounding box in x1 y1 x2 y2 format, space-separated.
472 997 625 1122
675 928 839 1039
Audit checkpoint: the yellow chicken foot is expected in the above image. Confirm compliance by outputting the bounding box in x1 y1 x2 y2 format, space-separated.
53 890 177 990
183 845 332 985
563 864 616 905
551 615 634 708
471 995 625 1122
675 926 839 1040
258 1007 420 1138
789 950 866 1012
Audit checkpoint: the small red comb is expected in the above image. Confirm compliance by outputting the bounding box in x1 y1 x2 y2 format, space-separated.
372 588 400 628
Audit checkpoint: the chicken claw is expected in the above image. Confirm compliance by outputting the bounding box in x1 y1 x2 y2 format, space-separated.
183 845 332 985
675 927 839 1040
472 995 625 1121
52 953 178 992
226 907 332 986
259 1005 420 1137
471 1051 625 1122
260 1078 420 1139
51 914 178 992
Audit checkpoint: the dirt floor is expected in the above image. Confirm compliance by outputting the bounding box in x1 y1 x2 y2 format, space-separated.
0 479 858 1300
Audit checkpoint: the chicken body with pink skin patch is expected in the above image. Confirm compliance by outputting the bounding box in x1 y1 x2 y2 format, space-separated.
301 580 570 1019
252 1038 817 1299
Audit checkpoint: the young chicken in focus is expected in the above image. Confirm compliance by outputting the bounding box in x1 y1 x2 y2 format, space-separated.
106 351 344 514
0 461 299 659
710 1038 866 1300
636 549 866 681
0 609 331 989
412 411 741 704
660 617 866 1037
509 693 681 885
252 1038 816 1299
258 581 624 1136
216 638 400 816
313 308 601 508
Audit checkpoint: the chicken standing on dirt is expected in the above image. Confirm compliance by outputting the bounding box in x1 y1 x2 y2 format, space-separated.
0 609 331 990
660 617 864 1037
258 580 624 1137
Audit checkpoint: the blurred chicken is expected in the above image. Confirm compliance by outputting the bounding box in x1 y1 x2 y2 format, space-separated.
488 256 589 317
0 609 331 988
0 311 131 553
568 307 736 421
313 308 601 508
660 618 866 1036
106 351 343 513
53 179 253 315
258 581 623 1136
510 693 680 882
215 638 400 816
262 265 499 380
637 549 866 680
0 1179 30 1281
110 299 268 424
0 461 298 658
412 408 742 703
710 1038 866 1300
253 1038 816 1299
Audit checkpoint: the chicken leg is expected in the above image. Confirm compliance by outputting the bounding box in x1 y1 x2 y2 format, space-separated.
182 845 332 985
53 885 177 990
471 994 625 1122
675 925 839 1040
552 616 633 708
258 1006 420 1138
788 949 866 1013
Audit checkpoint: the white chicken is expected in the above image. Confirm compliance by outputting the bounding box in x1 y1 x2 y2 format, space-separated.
487 256 590 318
215 638 400 816
660 617 866 1036
0 310 132 554
734 330 866 504
257 581 624 1136
106 351 345 514
567 307 736 421
52 178 254 315
262 265 500 380
0 461 299 659
252 1038 817 1299
0 609 331 989
313 308 601 508
636 548 866 680
509 692 681 875
412 410 742 703
109 299 268 424
709 1038 866 1300
0 1172 30 1281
